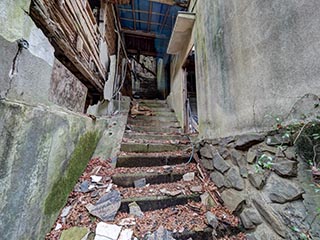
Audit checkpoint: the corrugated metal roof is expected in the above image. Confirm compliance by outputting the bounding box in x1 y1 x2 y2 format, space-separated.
117 0 188 57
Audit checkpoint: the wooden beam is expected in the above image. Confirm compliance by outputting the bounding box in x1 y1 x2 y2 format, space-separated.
132 0 136 30
149 0 175 6
122 29 169 39
159 5 170 34
147 1 152 32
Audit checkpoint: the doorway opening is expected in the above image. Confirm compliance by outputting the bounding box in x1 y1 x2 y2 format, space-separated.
183 46 198 133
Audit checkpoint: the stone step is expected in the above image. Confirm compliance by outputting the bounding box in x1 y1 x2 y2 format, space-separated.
112 171 184 187
127 119 181 128
126 125 182 134
120 142 188 153
119 194 200 212
116 152 192 167
152 111 176 117
123 133 188 142
132 115 178 122
141 107 174 112
137 99 167 104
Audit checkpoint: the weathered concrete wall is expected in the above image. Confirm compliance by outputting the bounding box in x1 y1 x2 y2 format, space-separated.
190 0 320 138
0 0 55 105
0 99 106 239
49 59 88 113
167 27 194 130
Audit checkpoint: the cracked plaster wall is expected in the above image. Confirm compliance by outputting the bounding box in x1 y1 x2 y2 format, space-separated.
191 0 320 138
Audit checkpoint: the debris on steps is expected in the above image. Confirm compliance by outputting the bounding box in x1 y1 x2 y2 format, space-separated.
46 99 245 240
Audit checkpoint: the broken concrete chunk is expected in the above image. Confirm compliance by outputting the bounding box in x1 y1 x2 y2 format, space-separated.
129 202 144 218
235 133 265 150
221 189 246 213
60 227 88 240
231 149 248 178
206 212 219 229
284 147 296 160
225 167 245 190
240 208 263 229
212 153 230 173
54 223 62 231
183 172 195 181
134 178 146 188
252 195 287 238
95 222 122 240
86 190 121 221
118 228 133 240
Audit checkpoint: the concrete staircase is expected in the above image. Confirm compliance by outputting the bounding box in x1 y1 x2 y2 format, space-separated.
113 99 212 239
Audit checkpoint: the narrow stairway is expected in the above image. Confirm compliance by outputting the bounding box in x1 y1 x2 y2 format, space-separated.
113 99 212 239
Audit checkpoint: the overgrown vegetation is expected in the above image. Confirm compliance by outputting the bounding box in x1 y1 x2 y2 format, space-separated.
44 130 101 215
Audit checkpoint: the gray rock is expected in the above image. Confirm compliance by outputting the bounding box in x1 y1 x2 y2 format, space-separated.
200 145 214 159
267 176 304 203
235 133 265 150
240 208 263 229
225 167 245 190
266 134 290 146
134 178 146 188
201 158 214 170
212 153 230 173
129 202 144 218
248 172 268 190
86 190 121 221
272 159 297 177
200 192 216 207
61 206 72 218
148 226 175 240
206 212 219 229
218 147 230 159
284 147 296 160
247 148 257 164
80 180 90 193
252 195 287 238
210 171 225 188
221 189 246 213
258 143 278 154
231 149 248 178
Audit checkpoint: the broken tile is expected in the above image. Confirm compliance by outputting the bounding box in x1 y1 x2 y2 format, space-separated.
118 229 133 240
95 222 122 240
61 206 72 218
129 202 144 218
134 178 146 188
86 190 121 221
183 172 195 181
91 175 103 183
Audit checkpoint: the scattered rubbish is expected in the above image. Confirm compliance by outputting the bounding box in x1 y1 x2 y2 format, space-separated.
105 183 113 192
134 178 147 188
160 188 182 197
118 228 134 240
129 202 144 218
148 226 175 240
88 184 96 191
91 191 99 198
91 175 102 183
54 223 62 231
118 217 136 226
86 190 121 221
95 222 122 240
190 185 202 193
183 172 195 181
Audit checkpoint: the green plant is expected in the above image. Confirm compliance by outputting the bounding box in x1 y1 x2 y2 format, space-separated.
255 154 273 173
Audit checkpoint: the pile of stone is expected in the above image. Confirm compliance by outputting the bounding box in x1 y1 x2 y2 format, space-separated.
198 132 319 239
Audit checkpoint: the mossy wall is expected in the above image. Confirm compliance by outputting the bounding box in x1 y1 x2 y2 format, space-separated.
0 100 105 240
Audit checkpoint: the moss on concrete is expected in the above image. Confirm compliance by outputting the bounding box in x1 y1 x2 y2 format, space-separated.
44 130 101 215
